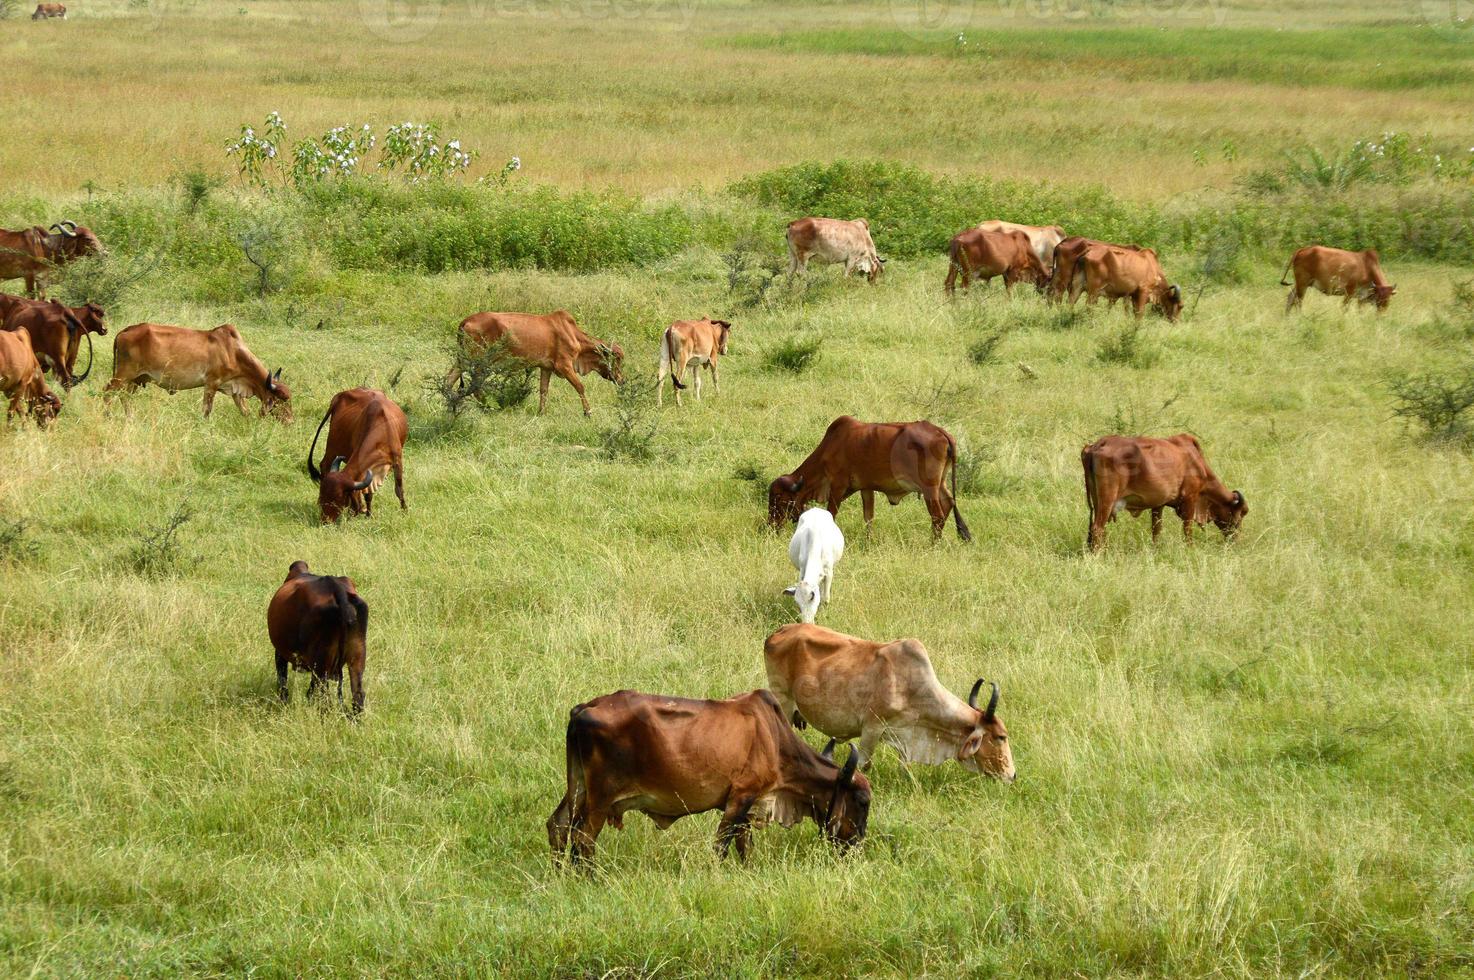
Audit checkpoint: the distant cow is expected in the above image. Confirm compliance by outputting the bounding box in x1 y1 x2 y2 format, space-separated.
1281 246 1395 312
785 508 844 624
1072 244 1182 320
0 329 62 426
0 222 101 296
547 688 869 867
944 227 1047 296
104 322 291 419
656 317 731 406
453 310 623 416
769 416 970 541
2 299 106 388
32 3 66 18
786 217 883 283
977 220 1066 268
267 561 369 714
765 624 1015 780
1081 433 1247 551
307 388 408 523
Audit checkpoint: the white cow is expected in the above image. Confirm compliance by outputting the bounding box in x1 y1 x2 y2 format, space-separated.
976 220 1066 269
785 217 884 282
784 508 844 624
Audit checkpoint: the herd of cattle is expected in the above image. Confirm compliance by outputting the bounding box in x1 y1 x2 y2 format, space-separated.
3 208 1396 866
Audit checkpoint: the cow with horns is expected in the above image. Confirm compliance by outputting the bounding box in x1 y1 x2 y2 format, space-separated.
307 388 408 523
1 298 106 389
0 221 103 297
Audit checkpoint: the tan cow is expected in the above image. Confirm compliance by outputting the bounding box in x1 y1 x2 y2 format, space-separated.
1072 244 1183 320
977 220 1066 268
453 310 624 416
1281 246 1395 312
656 317 731 406
104 322 291 419
1081 433 1247 551
0 222 101 296
0 329 61 426
944 227 1048 296
306 388 408 523
786 217 884 282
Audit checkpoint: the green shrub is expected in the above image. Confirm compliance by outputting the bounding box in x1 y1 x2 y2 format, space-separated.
966 330 1006 366
764 334 823 373
1096 322 1159 369
432 339 535 416
127 503 198 579
600 373 661 462
1387 366 1474 443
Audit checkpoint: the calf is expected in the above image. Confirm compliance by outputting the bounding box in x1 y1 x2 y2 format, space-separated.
104 322 291 419
0 329 62 426
306 388 408 523
785 508 845 624
786 217 884 282
1081 433 1247 551
453 310 623 416
547 688 869 868
2 299 106 388
944 227 1047 296
1282 246 1395 312
656 317 731 406
267 561 369 714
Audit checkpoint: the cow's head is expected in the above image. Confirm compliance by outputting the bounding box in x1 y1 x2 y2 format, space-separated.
858 253 885 283
1207 489 1248 539
959 680 1016 782
767 475 804 527
318 456 375 524
72 301 106 336
821 745 870 850
1364 283 1396 310
712 320 733 355
783 579 821 624
47 222 103 260
29 382 61 428
581 341 625 383
261 367 293 421
1019 251 1050 293
1155 282 1184 322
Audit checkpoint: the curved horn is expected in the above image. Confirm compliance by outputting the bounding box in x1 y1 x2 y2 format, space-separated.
73 330 94 384
820 738 837 761
348 468 375 492
329 455 347 473
984 682 999 723
838 745 860 785
967 678 984 710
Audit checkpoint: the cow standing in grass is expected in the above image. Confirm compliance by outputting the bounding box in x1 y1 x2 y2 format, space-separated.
1281 246 1395 312
307 388 409 523
267 561 369 714
453 310 623 416
786 217 884 283
976 220 1066 269
785 508 844 624
656 317 731 406
1071 244 1183 320
2 299 106 389
104 322 291 419
0 329 62 426
1081 433 1247 551
944 227 1048 296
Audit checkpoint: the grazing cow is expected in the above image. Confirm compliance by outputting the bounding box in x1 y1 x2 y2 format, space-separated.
765 623 1015 780
546 688 870 867
0 222 101 296
267 561 369 714
0 329 62 426
944 227 1048 296
1081 433 1247 551
1281 246 1395 312
2 299 106 388
656 317 731 406
785 508 845 624
977 220 1066 268
1072 244 1183 320
453 310 623 416
32 3 66 18
786 217 884 283
306 388 408 523
769 416 970 541
104 322 291 419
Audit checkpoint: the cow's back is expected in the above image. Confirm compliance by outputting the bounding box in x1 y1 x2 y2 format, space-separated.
0 329 39 384
462 311 577 366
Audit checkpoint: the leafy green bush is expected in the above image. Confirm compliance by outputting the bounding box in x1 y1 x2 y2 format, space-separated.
1387 366 1474 443
432 338 535 416
765 334 823 373
600 373 661 462
127 503 198 579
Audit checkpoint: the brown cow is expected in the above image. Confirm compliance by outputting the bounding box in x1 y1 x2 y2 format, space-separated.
453 310 623 416
768 416 970 541
1081 433 1247 551
765 623 1015 780
1072 244 1182 320
656 317 731 406
1281 246 1395 312
786 217 884 283
306 388 408 523
104 322 291 419
2 299 105 388
32 3 67 18
0 329 62 426
1049 236 1142 303
267 561 369 714
0 222 101 296
944 227 1048 296
546 688 869 867
977 220 1066 268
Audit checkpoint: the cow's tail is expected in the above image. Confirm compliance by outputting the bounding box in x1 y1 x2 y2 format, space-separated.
661 328 684 391
559 707 593 863
73 330 93 384
306 401 333 483
327 576 358 628
1082 446 1099 519
947 435 972 543
1278 256 1293 287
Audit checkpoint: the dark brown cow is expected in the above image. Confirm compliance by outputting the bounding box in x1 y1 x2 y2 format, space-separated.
1081 433 1247 551
1072 244 1182 320
306 388 408 524
2 299 106 388
0 222 101 296
944 227 1048 296
0 329 61 426
32 3 67 18
1281 246 1395 312
656 317 731 406
453 310 624 416
786 217 883 282
267 561 369 714
104 322 291 419
547 688 870 867
769 416 970 541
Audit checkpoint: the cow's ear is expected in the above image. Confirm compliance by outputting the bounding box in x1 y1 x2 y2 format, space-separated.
783 586 797 597
959 730 985 760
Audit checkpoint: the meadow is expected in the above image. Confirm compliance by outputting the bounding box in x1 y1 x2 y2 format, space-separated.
2 0 1474 976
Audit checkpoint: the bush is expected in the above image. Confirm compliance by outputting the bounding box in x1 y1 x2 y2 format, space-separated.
600 373 660 462
53 249 158 310
127 503 198 579
1387 366 1474 443
764 334 823 374
723 243 786 308
174 168 224 215
430 339 535 417
1096 322 1159 369
966 330 1007 366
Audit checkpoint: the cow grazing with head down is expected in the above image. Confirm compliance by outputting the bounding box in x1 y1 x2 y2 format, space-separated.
765 623 1016 780
307 388 408 524
2 299 106 388
547 688 870 868
1081 433 1247 552
1072 244 1182 321
1281 246 1395 312
453 310 623 416
944 227 1048 297
785 508 844 624
786 217 884 283
656 317 731 406
977 220 1066 268
32 3 67 18
267 561 369 714
769 416 970 542
0 222 101 296
0 329 62 426
103 322 291 419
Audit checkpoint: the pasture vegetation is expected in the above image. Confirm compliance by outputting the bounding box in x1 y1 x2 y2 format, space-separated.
3 0 1474 976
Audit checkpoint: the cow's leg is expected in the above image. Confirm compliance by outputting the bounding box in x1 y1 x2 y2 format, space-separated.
1285 286 1302 312
861 489 875 536
570 808 606 869
691 361 702 402
856 728 880 771
1177 501 1195 545
275 651 290 703
536 368 552 415
1150 508 1163 543
547 792 575 865
202 385 217 417
231 391 251 416
717 795 756 861
1088 492 1116 552
557 367 592 416
709 358 719 397
923 487 948 541
393 459 407 510
1133 292 1148 319
944 261 957 296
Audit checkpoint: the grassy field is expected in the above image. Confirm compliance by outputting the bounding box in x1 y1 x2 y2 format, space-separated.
3 1 1474 976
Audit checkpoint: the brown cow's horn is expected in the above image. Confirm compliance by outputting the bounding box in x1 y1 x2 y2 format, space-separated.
820 738 837 761
967 678 984 710
838 746 860 785
58 220 77 237
349 469 375 492
984 682 999 723
329 455 347 473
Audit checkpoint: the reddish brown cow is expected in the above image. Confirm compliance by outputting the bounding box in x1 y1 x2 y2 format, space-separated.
104 322 291 419
1049 236 1144 303
944 228 1048 296
547 688 870 867
2 299 106 388
267 561 369 714
1081 434 1247 551
306 388 408 523
0 329 62 426
1281 246 1395 312
0 222 101 296
656 317 731 406
32 3 67 18
769 416 970 541
1072 244 1182 320
977 220 1066 268
453 310 623 416
786 217 884 282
